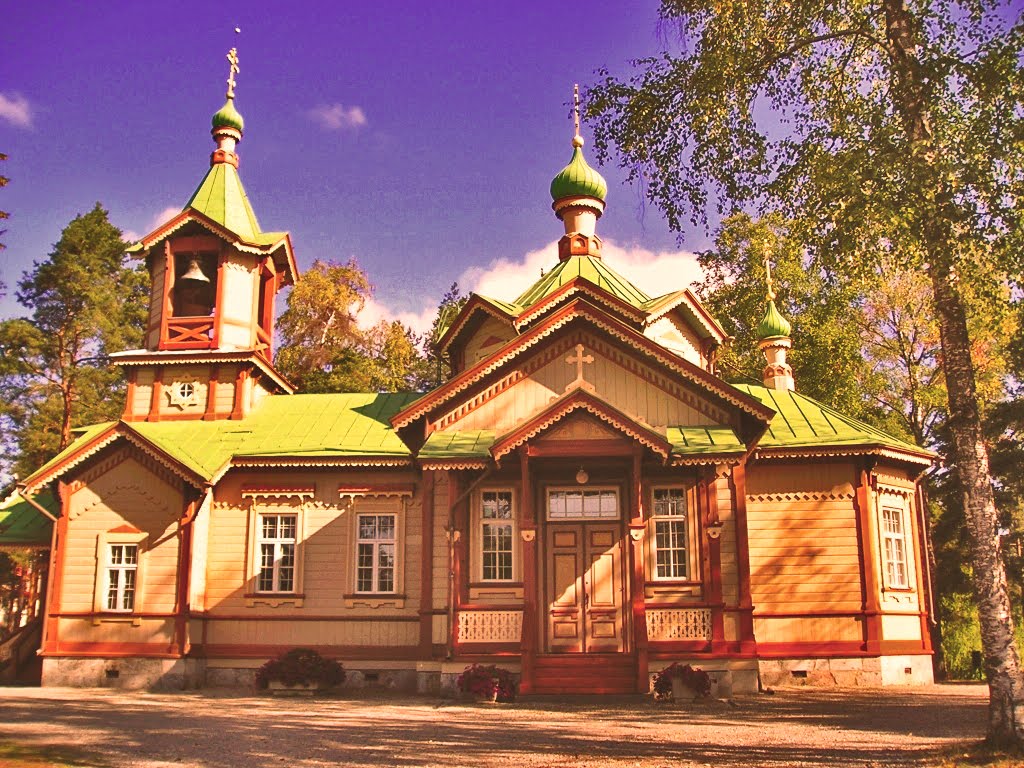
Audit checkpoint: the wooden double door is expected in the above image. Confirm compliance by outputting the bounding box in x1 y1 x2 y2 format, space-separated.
544 522 626 653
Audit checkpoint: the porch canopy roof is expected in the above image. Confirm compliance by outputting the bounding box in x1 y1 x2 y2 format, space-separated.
0 491 55 549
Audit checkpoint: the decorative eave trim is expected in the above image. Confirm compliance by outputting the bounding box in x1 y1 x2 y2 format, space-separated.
418 459 490 471
338 484 415 499
109 350 294 394
438 296 517 355
129 209 297 284
643 289 727 343
229 456 413 470
752 444 934 466
670 454 744 467
241 485 316 501
118 429 210 489
514 278 647 332
19 426 121 495
490 388 671 462
393 298 775 431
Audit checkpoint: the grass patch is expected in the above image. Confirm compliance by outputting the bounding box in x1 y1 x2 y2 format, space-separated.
928 740 1024 767
0 740 101 768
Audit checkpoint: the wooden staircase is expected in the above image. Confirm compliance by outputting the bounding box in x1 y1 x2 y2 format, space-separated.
529 654 638 695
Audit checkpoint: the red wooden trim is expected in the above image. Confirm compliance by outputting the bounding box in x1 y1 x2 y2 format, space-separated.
158 241 173 350
231 367 248 420
756 640 933 658
174 498 195 655
148 368 164 422
338 483 415 496
914 488 935 653
629 452 649 691
44 641 179 656
260 257 277 357
196 613 419 622
212 249 226 349
515 277 648 330
526 440 638 458
753 610 866 618
203 366 219 420
195 643 421 660
121 369 138 421
41 488 69 656
703 470 726 653
518 450 537 694
52 611 177 619
855 465 882 652
452 642 523 655
647 640 713 653
730 464 755 652
419 471 436 657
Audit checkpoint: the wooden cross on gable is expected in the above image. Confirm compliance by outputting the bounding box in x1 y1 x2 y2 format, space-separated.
565 343 596 393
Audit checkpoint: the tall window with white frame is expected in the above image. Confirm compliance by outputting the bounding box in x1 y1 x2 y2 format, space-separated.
652 488 688 580
257 514 297 593
106 543 138 612
481 490 513 581
356 513 396 593
882 507 909 588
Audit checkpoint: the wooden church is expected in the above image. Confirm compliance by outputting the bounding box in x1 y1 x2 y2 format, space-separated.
17 53 936 694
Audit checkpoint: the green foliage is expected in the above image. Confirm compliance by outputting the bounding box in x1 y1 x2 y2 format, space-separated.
275 259 430 394
940 592 985 680
0 204 147 481
254 647 344 690
0 152 8 296
424 282 468 388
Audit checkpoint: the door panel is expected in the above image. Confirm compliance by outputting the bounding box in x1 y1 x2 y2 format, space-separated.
545 523 624 653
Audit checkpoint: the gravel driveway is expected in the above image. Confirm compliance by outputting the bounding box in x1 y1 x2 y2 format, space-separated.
0 684 988 767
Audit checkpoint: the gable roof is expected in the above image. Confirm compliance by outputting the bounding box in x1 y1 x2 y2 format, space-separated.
20 393 420 494
395 297 777 432
734 384 934 464
514 255 650 309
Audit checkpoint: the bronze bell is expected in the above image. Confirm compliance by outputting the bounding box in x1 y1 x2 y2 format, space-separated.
180 258 211 283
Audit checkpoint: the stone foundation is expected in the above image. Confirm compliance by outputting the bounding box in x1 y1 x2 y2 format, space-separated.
758 655 934 687
42 657 206 690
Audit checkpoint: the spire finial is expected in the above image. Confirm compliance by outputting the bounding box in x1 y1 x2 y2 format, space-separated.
572 83 584 148
226 47 240 99
764 247 777 301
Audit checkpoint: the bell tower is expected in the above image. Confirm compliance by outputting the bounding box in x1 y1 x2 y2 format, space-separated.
113 47 298 422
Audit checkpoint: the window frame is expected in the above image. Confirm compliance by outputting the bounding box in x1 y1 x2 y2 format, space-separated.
476 488 517 583
354 511 398 594
243 494 309 602
94 530 149 615
646 484 700 584
880 504 911 590
255 512 299 594
545 486 621 521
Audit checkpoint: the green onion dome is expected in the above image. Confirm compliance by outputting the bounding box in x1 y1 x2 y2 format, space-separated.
757 299 792 340
212 97 245 134
550 138 607 202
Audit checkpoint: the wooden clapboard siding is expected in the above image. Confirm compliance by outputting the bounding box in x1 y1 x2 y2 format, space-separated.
716 476 738 605
203 618 419 647
57 617 176 645
131 369 155 417
644 315 702 367
446 342 718 433
754 615 863 644
214 365 237 413
882 613 923 640
62 457 181 615
746 462 862 615
463 316 516 367
432 472 450 609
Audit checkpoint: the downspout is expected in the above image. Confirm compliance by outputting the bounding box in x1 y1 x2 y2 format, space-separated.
446 466 495 659
18 489 58 523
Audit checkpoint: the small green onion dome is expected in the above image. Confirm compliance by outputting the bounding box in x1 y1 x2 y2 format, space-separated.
212 97 245 134
550 138 607 202
757 299 792 340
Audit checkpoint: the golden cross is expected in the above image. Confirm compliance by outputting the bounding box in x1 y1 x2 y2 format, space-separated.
764 249 777 301
573 84 580 137
565 343 595 393
226 47 240 99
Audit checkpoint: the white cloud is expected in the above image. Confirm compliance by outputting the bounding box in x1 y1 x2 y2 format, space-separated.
308 103 367 131
360 239 704 338
150 206 181 231
0 92 32 128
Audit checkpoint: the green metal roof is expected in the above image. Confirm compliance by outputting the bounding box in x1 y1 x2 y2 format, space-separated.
185 161 262 242
212 96 245 133
514 255 651 309
550 145 608 202
667 426 745 456
0 491 55 548
757 299 792 340
733 384 931 457
22 394 420 489
419 430 495 460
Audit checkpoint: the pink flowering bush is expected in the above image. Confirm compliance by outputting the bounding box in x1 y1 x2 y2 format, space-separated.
255 648 345 690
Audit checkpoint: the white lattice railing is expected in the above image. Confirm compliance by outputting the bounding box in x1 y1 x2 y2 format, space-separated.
646 608 712 641
457 610 523 643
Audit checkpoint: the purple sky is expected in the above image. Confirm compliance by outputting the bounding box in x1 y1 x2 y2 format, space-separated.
1 1 707 332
